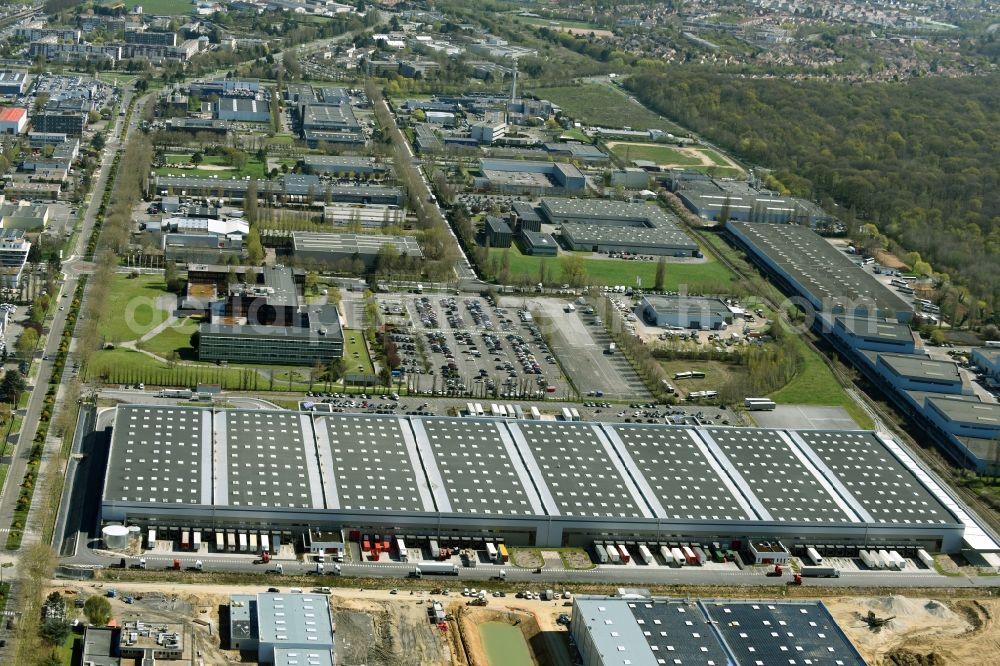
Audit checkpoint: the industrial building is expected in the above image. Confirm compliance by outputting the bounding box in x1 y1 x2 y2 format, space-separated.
291 232 423 269
484 215 513 248
100 408 998 555
542 142 608 163
610 167 650 189
300 155 387 177
476 159 586 194
571 596 866 666
0 70 27 96
640 295 733 330
518 229 558 256
153 176 403 206
831 316 917 354
971 348 1000 388
322 203 403 228
301 103 359 133
215 98 271 123
82 621 188 666
541 198 699 257
671 171 837 228
727 221 913 323
0 107 26 134
470 120 506 145
0 199 50 232
230 592 334 665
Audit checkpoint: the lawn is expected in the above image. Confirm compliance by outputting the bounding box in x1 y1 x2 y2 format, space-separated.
518 15 606 30
488 246 735 291
701 148 731 167
529 84 681 132
157 154 267 179
559 128 590 143
139 316 200 358
114 0 193 15
101 275 173 344
343 328 374 375
608 142 703 166
768 331 873 429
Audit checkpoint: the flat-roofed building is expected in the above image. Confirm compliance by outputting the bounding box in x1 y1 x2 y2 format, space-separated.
510 200 541 232
832 315 917 354
291 232 423 269
640 295 733 330
100 407 992 553
518 229 558 256
300 155 386 176
561 222 698 256
0 228 31 287
477 159 585 194
873 352 969 395
971 348 1000 387
727 221 913 323
0 70 27 96
199 304 343 366
571 595 868 666
484 215 512 248
215 97 271 123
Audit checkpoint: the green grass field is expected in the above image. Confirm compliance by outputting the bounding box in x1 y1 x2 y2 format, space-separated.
488 246 735 290
343 329 374 375
139 316 200 358
101 275 172 344
529 84 681 132
608 142 703 166
517 16 606 30
116 0 193 15
158 154 267 179
702 148 731 167
559 128 591 143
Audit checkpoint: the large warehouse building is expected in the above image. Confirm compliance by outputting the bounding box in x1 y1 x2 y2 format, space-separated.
100 407 998 555
726 221 912 323
291 232 423 269
476 159 586 194
571 596 866 666
541 198 699 257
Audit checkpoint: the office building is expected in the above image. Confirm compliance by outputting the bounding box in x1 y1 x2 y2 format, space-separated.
215 98 271 123
0 71 27 96
291 232 423 269
0 228 30 288
518 229 558 256
484 216 512 248
199 304 344 366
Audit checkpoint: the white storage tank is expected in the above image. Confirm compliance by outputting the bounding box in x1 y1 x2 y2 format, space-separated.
102 524 130 550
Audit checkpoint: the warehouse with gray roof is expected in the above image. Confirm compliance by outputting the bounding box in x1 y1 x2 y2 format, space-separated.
291 232 423 269
541 197 699 256
727 221 913 323
100 407 999 554
571 596 866 666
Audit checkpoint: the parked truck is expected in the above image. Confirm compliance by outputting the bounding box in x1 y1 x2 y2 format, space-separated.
413 562 460 577
805 547 823 565
638 544 654 565
604 343 616 355
659 545 675 566
800 566 840 578
671 547 685 566
606 544 620 564
595 543 608 564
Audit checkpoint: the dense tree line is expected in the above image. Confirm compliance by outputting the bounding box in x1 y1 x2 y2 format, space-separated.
626 69 1000 320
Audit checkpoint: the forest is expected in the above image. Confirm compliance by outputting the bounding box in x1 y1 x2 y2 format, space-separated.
625 69 1000 321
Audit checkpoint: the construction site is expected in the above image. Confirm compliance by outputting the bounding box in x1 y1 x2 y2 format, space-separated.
44 577 1000 666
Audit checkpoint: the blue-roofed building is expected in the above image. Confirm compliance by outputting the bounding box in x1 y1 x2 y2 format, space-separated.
971 348 1000 388
832 315 917 354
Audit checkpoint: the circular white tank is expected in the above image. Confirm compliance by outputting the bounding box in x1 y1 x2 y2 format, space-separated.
127 525 141 536
102 524 129 550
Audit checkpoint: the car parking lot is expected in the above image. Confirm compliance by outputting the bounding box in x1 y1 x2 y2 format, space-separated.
379 293 574 399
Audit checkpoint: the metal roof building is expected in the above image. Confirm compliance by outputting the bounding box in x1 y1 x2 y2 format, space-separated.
291 232 423 269
571 596 866 666
101 408 996 553
726 221 913 323
229 593 334 664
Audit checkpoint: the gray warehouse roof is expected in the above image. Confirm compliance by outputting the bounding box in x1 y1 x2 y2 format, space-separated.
927 396 1000 426
573 597 865 666
836 315 913 343
316 414 432 513
561 222 696 251
727 222 912 318
255 592 335 650
703 427 856 523
642 295 731 321
104 407 966 533
104 405 210 506
877 353 962 383
793 430 953 524
291 232 422 258
541 197 671 225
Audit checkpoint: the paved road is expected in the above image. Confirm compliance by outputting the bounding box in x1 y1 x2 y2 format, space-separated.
0 86 139 537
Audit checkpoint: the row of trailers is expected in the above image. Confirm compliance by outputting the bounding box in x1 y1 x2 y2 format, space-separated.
594 541 735 567
796 544 931 570
465 403 547 421
350 532 510 564
148 528 282 555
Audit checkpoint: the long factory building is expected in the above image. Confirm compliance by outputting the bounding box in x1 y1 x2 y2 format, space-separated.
100 406 998 554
